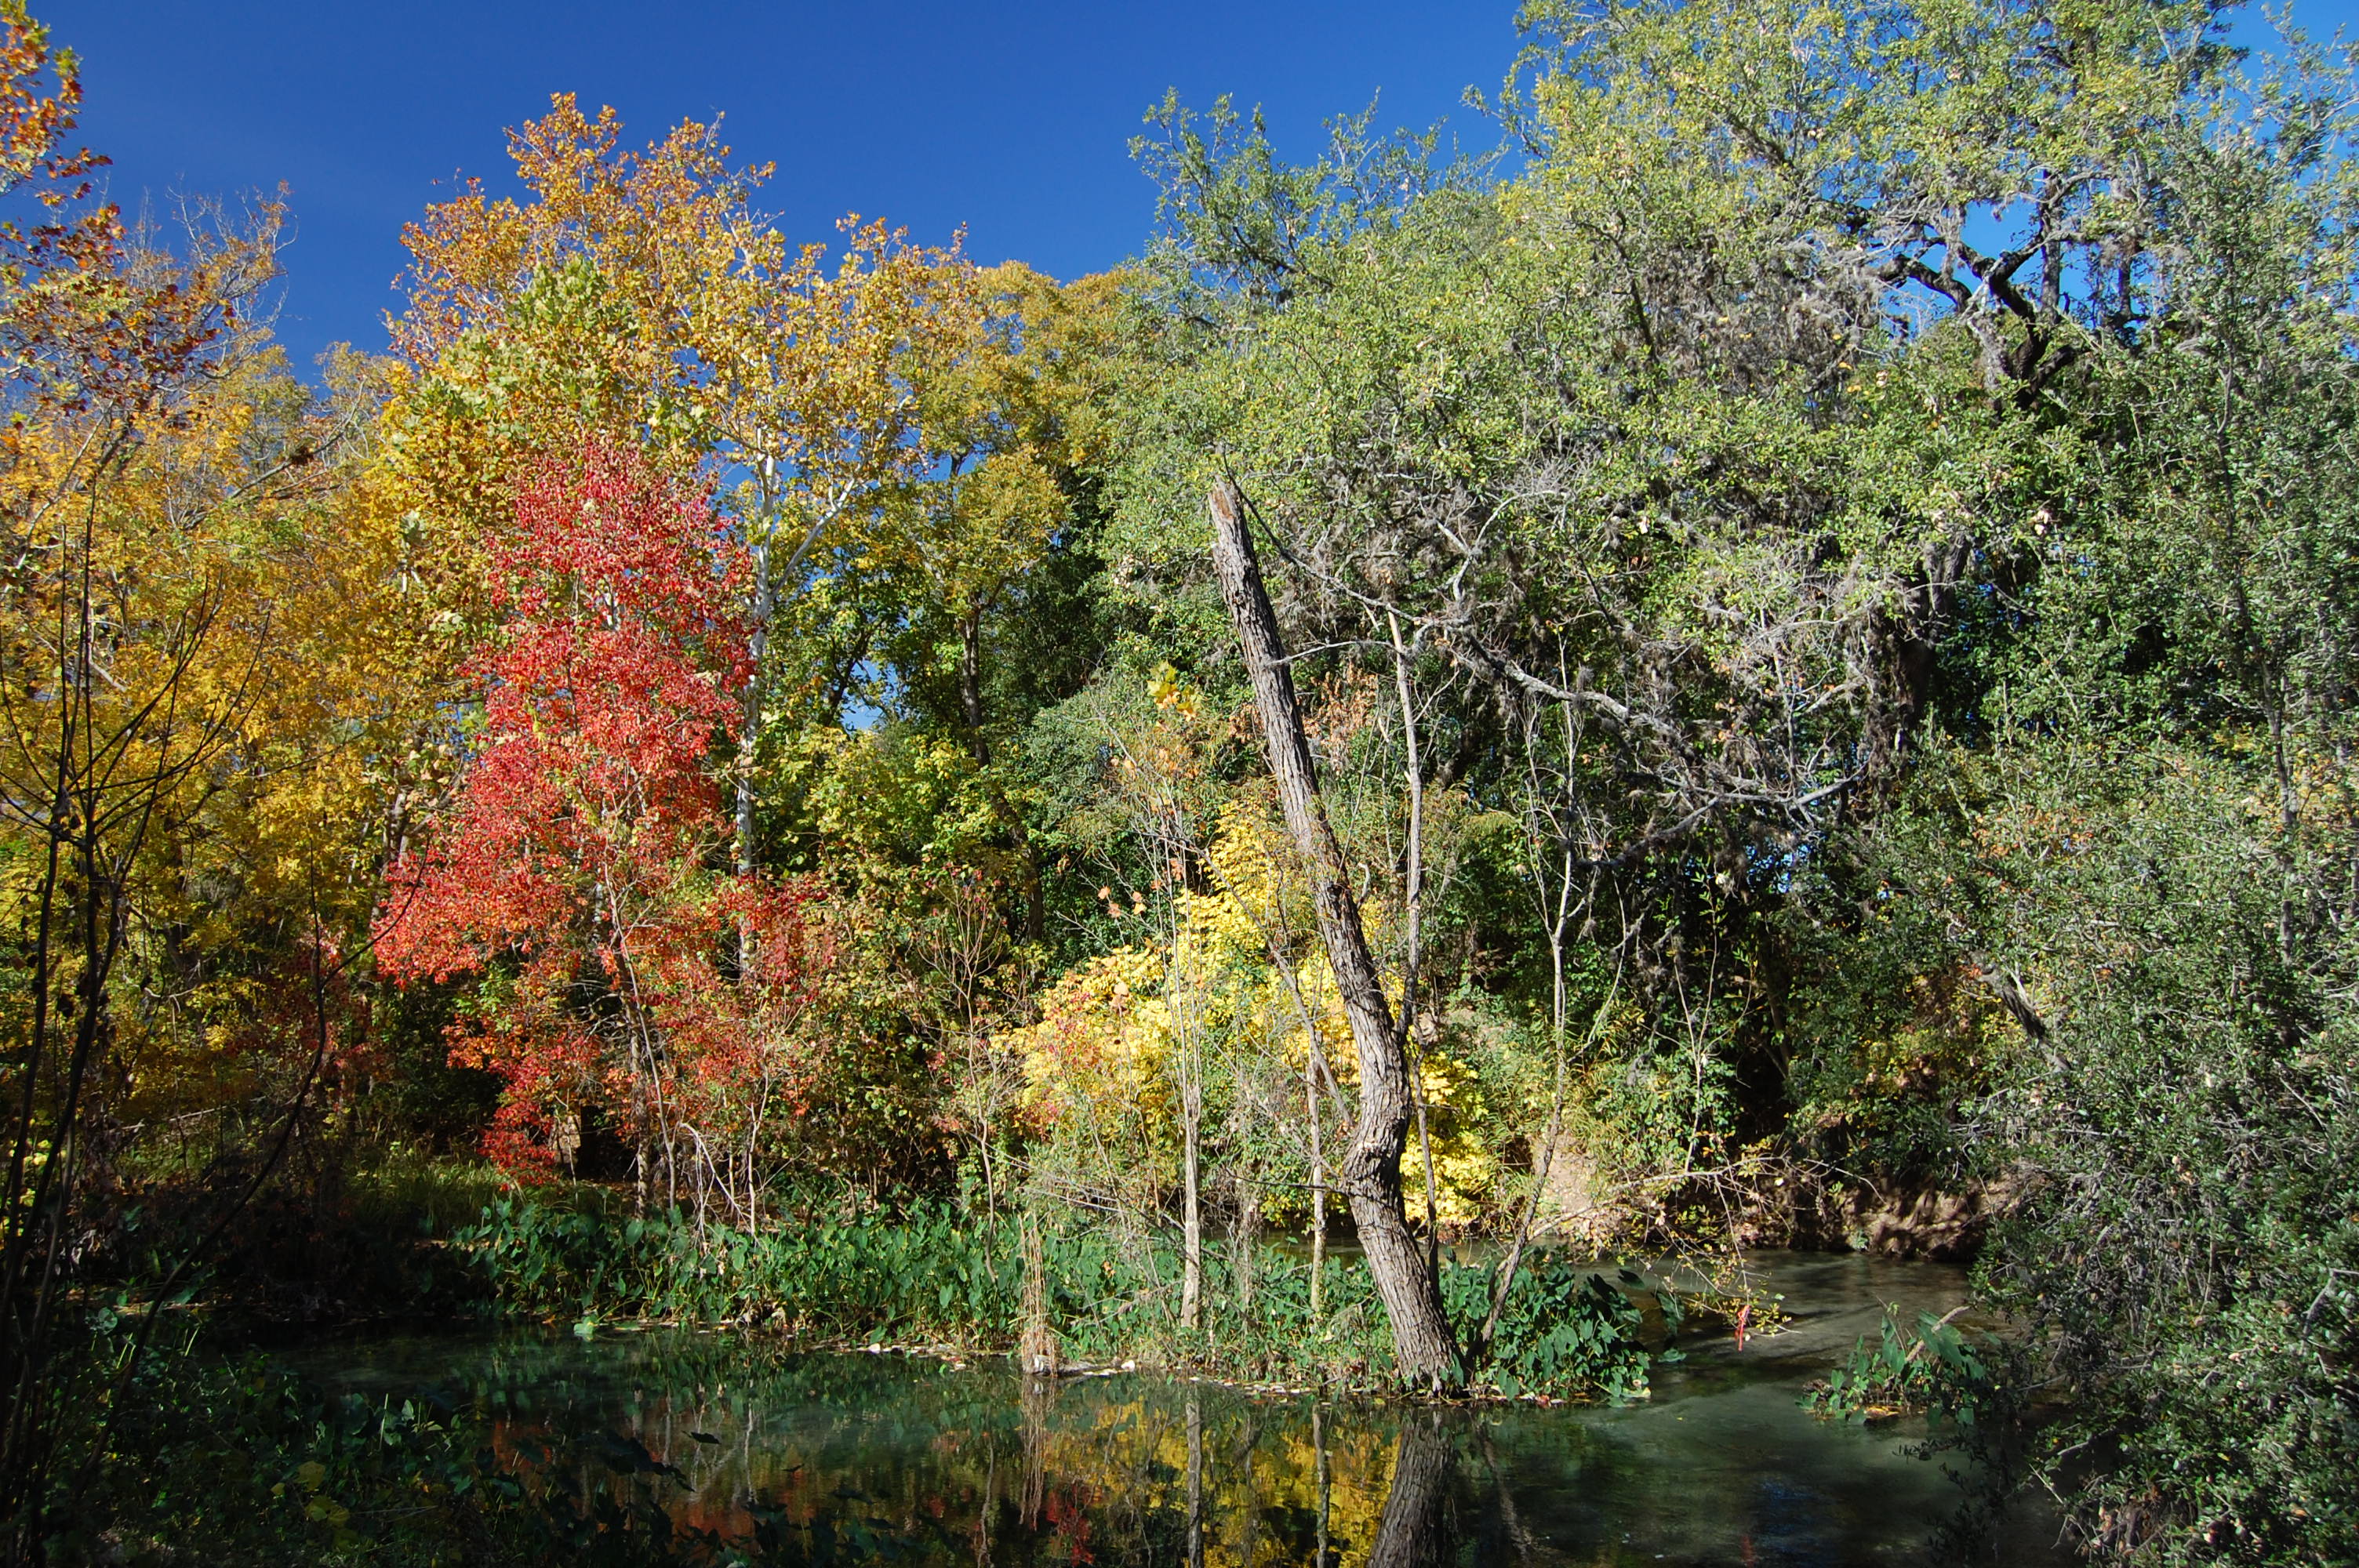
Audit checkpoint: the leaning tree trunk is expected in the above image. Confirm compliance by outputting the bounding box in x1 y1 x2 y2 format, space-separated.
1207 481 1463 1390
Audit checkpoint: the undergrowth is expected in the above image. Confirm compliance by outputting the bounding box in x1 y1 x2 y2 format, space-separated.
449 1192 1666 1399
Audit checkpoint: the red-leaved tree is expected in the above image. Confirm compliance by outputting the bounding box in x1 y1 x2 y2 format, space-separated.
376 443 831 1223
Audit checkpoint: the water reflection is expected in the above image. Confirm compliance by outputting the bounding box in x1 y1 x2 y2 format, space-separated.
300 1252 2066 1566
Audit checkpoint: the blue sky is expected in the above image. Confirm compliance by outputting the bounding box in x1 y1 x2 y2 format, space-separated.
43 2 2359 378
47 2 1524 374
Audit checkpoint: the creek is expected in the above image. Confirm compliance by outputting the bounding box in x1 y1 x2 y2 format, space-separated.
293 1250 2068 1565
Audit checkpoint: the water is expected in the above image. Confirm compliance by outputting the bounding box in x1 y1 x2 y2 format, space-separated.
294 1250 2068 1565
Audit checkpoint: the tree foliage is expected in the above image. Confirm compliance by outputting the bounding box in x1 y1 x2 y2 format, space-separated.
4 0 2358 1559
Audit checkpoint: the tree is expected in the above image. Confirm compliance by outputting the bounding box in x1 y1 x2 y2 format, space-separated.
1210 481 1463 1388
0 2 402 1546
386 98 974 896
856 263 1127 947
374 444 831 1222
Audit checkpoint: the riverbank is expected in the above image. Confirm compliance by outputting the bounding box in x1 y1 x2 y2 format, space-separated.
58 1171 2055 1564
438 1191 1675 1401
260 1247 2061 1567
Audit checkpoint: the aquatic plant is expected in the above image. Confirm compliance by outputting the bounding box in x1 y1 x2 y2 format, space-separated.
1806 1307 1990 1427
447 1196 1667 1398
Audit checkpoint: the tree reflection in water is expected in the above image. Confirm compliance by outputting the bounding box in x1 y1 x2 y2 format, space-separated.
1367 1411 1455 1568
300 1324 2060 1564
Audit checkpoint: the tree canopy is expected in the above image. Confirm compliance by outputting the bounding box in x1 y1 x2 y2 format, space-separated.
2 1 2355 1560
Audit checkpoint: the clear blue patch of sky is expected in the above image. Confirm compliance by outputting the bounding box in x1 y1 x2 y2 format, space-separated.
42 1 2359 381
47 1 1527 376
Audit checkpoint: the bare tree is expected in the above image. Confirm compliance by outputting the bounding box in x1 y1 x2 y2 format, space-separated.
1209 480 1462 1388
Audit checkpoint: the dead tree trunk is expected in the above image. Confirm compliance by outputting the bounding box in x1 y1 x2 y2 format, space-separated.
1208 481 1463 1390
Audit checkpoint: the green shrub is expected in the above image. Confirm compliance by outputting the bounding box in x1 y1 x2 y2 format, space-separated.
1449 1254 1662 1403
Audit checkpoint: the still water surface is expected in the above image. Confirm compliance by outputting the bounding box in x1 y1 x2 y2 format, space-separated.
300 1251 2066 1566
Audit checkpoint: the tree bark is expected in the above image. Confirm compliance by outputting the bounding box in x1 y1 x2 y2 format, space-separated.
958 604 990 768
1180 1054 1203 1330
736 534 774 887
1307 1044 1325 1319
1207 481 1463 1389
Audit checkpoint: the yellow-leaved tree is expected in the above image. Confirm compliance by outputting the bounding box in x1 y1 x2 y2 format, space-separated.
0 3 430 1533
383 96 980 887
